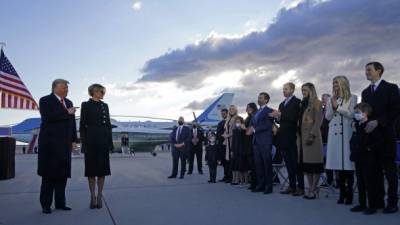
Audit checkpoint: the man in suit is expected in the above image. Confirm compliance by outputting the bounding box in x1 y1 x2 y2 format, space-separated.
37 79 78 214
271 82 303 195
169 117 191 179
216 108 228 182
188 122 205 174
361 62 400 214
249 92 274 194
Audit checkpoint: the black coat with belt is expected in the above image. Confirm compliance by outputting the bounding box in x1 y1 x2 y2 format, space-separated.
362 80 400 160
79 99 113 177
37 93 77 178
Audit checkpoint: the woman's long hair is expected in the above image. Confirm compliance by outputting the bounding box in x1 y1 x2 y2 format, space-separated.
246 102 258 116
225 105 238 127
302 82 319 106
332 75 351 102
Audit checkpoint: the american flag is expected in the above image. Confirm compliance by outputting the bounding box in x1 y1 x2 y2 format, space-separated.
0 49 38 110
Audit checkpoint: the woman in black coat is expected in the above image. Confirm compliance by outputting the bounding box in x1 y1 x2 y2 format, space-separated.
244 102 258 190
80 84 113 209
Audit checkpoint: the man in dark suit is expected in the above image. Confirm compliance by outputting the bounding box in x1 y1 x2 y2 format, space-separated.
361 62 400 214
216 108 229 182
37 79 78 214
271 82 302 195
249 92 274 194
188 122 205 174
169 116 191 179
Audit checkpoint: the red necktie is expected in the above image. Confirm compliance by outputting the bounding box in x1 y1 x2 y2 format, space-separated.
60 98 67 109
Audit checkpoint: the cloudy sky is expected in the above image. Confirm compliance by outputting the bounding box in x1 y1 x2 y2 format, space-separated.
1 0 399 125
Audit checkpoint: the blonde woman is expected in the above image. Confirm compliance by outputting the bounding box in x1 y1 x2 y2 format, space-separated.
297 83 323 199
80 84 113 209
222 105 239 183
325 76 356 205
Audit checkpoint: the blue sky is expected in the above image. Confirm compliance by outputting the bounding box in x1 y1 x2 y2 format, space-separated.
1 0 400 125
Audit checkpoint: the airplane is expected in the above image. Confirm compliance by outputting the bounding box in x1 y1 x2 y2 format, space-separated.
1 93 234 153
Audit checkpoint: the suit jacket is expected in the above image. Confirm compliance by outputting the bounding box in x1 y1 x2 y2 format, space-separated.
170 125 191 151
37 93 77 178
361 80 400 159
251 105 274 146
216 119 226 146
276 96 301 149
189 127 205 149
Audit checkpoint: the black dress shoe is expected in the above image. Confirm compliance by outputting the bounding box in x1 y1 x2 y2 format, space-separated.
42 208 52 214
363 208 377 215
337 198 345 204
56 206 72 211
187 172 193 175
252 188 265 193
264 188 273 194
179 175 184 179
218 178 226 182
383 205 399 214
168 175 177 179
280 187 294 195
350 205 366 212
345 199 353 205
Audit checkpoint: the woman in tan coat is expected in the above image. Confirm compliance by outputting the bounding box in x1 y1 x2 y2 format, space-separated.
297 83 324 199
222 105 239 183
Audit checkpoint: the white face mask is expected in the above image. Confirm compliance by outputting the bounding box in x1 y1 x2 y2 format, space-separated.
235 123 241 128
354 112 364 121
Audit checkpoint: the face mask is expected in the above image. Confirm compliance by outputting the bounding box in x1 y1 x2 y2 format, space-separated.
178 121 184 125
209 137 216 143
354 113 364 121
235 123 241 128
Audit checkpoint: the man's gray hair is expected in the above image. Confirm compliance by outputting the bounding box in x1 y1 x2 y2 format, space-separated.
52 79 69 92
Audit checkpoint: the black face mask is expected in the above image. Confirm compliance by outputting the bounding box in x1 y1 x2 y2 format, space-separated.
178 121 184 126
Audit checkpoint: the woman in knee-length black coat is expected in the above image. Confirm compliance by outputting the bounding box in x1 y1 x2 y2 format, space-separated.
79 84 113 209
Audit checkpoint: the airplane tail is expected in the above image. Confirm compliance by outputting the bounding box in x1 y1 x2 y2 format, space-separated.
195 93 234 123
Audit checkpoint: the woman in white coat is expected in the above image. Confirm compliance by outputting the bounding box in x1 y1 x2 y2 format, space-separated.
325 76 356 205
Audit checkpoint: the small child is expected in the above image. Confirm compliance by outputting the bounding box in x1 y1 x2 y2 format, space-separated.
350 102 384 215
206 132 218 183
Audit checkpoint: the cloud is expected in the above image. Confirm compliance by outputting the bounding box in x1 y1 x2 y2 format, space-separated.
133 0 400 109
132 1 142 11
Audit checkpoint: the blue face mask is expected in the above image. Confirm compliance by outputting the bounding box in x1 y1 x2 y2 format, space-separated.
354 112 364 121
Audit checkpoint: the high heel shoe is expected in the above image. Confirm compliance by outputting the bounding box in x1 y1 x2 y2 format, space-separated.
314 187 320 199
97 195 103 209
90 196 97 209
304 188 319 200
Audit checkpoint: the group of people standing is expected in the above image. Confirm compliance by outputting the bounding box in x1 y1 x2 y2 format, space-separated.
169 61 400 215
